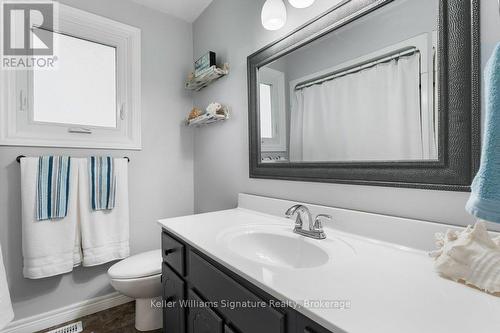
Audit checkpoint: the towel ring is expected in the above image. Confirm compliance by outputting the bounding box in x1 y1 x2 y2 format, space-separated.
16 155 130 163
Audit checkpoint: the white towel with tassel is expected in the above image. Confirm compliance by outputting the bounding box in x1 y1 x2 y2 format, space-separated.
77 158 130 266
21 158 82 279
0 243 14 330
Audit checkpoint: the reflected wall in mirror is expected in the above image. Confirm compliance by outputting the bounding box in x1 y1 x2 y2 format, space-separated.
258 0 438 163
248 0 480 190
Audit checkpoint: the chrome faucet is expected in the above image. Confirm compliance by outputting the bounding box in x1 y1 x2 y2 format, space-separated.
285 204 330 240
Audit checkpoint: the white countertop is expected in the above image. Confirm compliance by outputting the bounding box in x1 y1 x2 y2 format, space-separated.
158 208 500 333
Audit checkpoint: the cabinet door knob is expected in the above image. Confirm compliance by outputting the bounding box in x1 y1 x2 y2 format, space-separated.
164 249 174 256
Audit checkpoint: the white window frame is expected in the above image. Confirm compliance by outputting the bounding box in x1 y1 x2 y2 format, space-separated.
0 4 142 150
258 67 286 152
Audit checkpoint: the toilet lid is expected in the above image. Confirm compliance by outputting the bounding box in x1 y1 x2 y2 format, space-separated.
108 249 162 279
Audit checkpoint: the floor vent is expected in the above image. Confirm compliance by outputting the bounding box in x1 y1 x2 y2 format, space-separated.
46 321 83 333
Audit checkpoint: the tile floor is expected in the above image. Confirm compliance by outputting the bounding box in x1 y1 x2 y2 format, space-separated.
37 302 162 333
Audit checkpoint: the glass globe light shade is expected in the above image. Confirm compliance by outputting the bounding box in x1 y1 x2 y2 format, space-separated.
261 0 287 31
288 0 315 8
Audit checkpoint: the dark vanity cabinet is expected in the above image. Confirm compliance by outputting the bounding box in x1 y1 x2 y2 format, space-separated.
161 230 344 333
296 314 335 333
162 263 185 333
187 289 224 333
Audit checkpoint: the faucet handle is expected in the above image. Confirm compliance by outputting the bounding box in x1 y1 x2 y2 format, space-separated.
313 214 332 231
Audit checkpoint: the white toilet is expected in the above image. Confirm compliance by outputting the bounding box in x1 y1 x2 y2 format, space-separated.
108 250 163 331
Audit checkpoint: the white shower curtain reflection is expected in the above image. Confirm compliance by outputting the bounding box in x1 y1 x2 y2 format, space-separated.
290 55 432 162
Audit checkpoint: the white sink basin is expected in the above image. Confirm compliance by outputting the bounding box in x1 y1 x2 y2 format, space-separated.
219 226 331 269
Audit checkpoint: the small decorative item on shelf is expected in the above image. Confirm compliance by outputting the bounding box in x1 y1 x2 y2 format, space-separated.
187 107 203 121
195 51 216 77
186 102 229 127
185 63 229 91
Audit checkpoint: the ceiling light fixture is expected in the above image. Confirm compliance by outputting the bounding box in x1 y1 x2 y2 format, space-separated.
288 0 315 8
261 0 287 31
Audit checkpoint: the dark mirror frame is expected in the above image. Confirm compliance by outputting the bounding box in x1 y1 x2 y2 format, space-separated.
248 0 480 191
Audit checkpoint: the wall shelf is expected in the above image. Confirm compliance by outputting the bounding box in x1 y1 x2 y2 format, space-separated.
186 106 229 127
185 64 229 91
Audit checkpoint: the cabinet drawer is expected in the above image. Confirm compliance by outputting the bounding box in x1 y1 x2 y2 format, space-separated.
189 251 285 333
163 263 185 333
187 289 224 333
297 314 342 333
224 325 236 333
162 231 185 275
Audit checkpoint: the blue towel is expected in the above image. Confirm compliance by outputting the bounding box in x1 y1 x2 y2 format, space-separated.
466 43 500 223
36 156 72 221
89 156 116 211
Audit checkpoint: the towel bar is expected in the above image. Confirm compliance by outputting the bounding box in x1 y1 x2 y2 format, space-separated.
16 155 130 163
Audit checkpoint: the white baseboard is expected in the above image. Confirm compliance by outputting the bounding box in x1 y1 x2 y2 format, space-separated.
1 292 133 333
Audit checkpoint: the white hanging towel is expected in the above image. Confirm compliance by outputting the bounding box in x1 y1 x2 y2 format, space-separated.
77 158 130 266
21 158 82 279
0 243 14 330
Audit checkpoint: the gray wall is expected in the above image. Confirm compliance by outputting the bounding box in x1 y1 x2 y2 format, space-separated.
192 0 500 233
0 0 194 320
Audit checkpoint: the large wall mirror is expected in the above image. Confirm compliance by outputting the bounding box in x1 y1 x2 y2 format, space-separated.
248 0 480 191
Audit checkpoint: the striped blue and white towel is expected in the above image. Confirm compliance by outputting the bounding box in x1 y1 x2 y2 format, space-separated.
36 156 72 221
89 156 116 211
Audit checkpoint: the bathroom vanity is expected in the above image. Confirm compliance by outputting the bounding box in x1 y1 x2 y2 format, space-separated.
159 194 500 333
160 230 333 333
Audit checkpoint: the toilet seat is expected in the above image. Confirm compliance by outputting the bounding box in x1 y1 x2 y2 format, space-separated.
109 272 162 299
108 249 161 279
